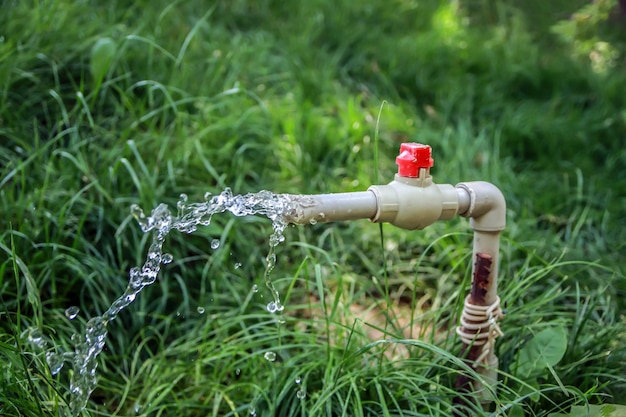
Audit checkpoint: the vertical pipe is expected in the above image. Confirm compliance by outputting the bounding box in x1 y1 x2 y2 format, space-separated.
454 252 497 414
454 182 505 414
470 231 500 306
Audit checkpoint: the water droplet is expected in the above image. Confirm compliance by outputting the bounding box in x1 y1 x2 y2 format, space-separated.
128 267 142 288
264 351 276 362
296 389 306 399
65 306 80 320
197 306 205 314
249 407 257 417
266 301 284 314
130 204 151 232
161 253 173 264
179 193 188 203
252 284 259 293
211 239 220 250
309 218 318 225
46 352 64 375
234 262 242 269
23 327 47 349
295 376 302 384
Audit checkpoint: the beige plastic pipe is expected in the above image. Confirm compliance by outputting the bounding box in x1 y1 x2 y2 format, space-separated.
286 177 460 229
455 181 506 407
283 144 506 407
456 181 506 306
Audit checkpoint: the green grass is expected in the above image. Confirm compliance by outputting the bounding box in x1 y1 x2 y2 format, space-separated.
1 0 626 416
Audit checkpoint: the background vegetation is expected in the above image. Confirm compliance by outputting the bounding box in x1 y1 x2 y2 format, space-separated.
1 0 625 416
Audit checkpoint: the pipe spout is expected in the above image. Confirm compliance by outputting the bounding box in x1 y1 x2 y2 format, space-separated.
284 191 378 225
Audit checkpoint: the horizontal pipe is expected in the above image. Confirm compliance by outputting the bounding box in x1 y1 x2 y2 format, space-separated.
285 180 463 230
284 191 378 225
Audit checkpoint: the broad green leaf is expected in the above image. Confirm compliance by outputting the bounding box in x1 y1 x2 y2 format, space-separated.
514 326 567 379
518 378 540 403
509 404 525 417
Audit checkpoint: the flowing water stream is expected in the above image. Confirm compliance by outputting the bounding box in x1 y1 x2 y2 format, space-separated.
46 189 307 415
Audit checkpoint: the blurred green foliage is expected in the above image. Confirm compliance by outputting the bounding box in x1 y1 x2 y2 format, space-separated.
1 0 625 415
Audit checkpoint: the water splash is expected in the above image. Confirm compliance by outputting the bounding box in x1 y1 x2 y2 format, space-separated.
67 188 304 415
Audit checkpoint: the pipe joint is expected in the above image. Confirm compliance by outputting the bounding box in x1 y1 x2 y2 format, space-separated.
368 172 459 230
455 181 506 232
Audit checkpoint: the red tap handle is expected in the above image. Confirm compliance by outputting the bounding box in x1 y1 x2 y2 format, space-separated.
396 143 433 178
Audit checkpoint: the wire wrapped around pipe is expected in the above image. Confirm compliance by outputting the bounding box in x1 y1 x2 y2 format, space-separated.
456 296 504 367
